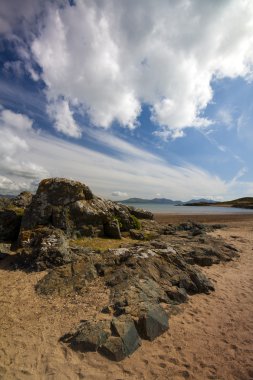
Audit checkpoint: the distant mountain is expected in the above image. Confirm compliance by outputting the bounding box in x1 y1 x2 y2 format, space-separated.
119 197 183 205
184 198 217 205
118 196 253 209
119 197 218 205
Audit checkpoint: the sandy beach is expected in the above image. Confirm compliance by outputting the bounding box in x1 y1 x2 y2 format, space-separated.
0 213 252 380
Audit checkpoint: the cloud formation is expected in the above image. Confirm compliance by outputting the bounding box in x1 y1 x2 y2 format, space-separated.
47 99 81 138
0 107 48 193
0 106 252 199
111 191 129 198
0 106 227 198
28 0 253 138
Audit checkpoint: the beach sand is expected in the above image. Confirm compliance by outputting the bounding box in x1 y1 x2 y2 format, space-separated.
0 214 252 380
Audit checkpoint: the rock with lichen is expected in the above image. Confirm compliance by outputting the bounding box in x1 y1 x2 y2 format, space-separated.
19 178 146 240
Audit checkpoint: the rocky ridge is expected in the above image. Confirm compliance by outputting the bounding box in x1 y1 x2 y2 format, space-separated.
0 178 239 361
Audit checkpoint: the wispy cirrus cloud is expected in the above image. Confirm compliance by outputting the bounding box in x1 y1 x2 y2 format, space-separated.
1 106 253 199
0 106 227 198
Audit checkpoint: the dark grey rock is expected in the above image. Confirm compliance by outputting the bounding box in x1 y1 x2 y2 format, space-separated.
104 219 121 239
0 209 22 242
99 336 127 361
36 257 98 296
165 286 188 304
129 229 145 240
136 305 169 341
63 320 111 352
110 315 141 356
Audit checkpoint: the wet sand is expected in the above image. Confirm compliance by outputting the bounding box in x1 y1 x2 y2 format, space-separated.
154 212 253 225
0 214 252 380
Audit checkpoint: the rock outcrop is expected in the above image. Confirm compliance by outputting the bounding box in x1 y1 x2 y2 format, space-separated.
0 178 240 362
0 192 33 242
20 178 139 240
37 241 214 360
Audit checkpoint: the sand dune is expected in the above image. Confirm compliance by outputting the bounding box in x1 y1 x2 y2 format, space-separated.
0 217 252 380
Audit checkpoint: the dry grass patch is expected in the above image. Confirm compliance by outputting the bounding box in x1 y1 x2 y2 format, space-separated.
70 236 140 251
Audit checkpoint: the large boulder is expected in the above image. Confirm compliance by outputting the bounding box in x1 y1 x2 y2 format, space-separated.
20 178 138 239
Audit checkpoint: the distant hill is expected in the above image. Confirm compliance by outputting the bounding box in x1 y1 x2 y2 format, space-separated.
119 197 215 205
186 197 253 209
185 198 216 204
119 197 183 205
217 197 253 209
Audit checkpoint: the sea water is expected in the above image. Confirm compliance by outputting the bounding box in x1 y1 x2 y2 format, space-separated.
120 203 253 214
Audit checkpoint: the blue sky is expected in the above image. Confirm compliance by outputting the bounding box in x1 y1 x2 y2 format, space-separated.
0 0 253 200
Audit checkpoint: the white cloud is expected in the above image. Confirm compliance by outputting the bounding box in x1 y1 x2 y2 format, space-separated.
1 106 252 200
111 191 128 198
0 107 49 193
47 99 81 138
0 176 29 194
217 109 233 127
85 128 159 161
1 108 33 130
19 129 228 201
0 0 45 34
153 127 185 141
28 0 253 138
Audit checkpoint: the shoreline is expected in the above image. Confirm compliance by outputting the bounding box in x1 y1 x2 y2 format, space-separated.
154 212 253 224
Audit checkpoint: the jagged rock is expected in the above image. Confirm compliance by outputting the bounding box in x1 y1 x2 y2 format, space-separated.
150 240 169 249
0 191 33 242
183 244 239 267
109 277 167 316
32 227 72 270
127 206 153 220
129 229 145 240
101 315 141 360
19 178 142 239
103 219 121 239
64 320 111 352
0 209 23 242
62 315 141 362
36 257 98 295
18 227 74 270
165 286 188 304
12 192 33 208
99 336 127 361
136 304 169 341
